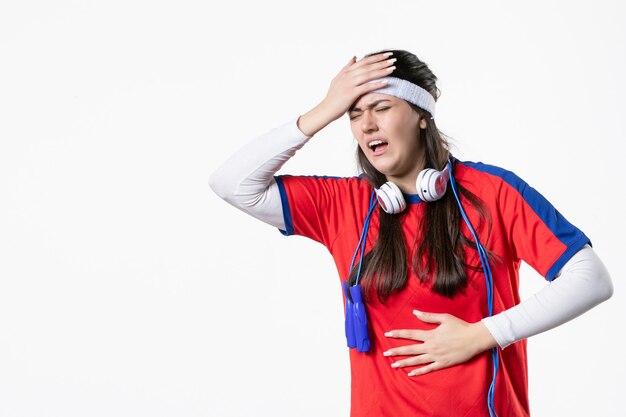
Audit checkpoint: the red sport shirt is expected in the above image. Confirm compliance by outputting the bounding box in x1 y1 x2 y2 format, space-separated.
274 157 590 417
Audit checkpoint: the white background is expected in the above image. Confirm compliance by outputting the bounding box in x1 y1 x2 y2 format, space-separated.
1 1 625 416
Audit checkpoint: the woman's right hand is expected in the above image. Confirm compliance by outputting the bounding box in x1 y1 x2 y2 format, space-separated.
321 52 397 121
297 52 397 137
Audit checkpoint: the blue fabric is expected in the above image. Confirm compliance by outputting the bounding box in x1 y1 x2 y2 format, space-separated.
273 176 294 236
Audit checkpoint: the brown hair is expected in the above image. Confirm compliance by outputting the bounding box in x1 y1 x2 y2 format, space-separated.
347 49 498 303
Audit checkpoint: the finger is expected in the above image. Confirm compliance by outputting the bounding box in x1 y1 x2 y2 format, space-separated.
383 343 426 357
343 55 396 90
407 362 441 377
352 65 396 86
350 68 396 96
352 77 390 97
353 52 394 69
351 54 396 73
349 58 396 80
390 354 433 369
384 329 429 341
340 61 393 87
414 310 448 324
342 55 356 69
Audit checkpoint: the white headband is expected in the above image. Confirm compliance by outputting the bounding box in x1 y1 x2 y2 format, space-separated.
366 76 436 118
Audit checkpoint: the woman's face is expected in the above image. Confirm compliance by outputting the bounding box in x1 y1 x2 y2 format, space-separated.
348 93 427 181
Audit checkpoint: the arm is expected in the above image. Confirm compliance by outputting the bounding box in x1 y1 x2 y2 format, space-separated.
208 102 340 229
208 115 313 230
481 243 613 349
209 53 397 229
383 244 613 375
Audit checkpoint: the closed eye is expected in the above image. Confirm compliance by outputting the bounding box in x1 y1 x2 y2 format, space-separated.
349 107 390 120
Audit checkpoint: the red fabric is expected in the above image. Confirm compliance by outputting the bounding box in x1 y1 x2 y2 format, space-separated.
275 161 589 417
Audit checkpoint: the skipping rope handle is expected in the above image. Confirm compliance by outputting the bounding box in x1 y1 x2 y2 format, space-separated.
343 281 357 349
343 282 371 352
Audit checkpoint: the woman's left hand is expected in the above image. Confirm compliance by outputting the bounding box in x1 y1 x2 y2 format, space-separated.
383 310 498 376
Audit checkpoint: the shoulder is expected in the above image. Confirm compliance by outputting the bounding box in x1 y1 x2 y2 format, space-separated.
274 173 373 204
452 157 563 222
275 173 371 190
452 157 531 196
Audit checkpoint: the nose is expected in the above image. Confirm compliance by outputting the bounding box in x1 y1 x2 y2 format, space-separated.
360 110 378 133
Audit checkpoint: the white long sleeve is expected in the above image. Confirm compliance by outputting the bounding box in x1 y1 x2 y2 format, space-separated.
481 244 613 349
209 116 312 230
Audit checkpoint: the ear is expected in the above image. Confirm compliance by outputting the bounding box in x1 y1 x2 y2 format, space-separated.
419 117 428 130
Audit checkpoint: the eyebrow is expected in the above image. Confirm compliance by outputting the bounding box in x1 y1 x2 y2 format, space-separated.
348 99 391 113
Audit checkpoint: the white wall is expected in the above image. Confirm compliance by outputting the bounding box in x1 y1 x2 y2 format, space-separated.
1 1 624 416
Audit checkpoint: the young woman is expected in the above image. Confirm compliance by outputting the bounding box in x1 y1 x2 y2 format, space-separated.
210 49 613 417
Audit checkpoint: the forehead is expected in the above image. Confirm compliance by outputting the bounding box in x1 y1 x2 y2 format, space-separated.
349 93 401 111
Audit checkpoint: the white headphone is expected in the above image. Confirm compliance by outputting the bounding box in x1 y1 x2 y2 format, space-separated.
374 161 451 214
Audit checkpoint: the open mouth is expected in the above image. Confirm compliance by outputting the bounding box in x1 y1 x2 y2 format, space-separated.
368 139 389 155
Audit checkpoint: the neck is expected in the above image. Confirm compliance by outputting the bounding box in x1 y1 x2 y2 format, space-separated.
386 174 419 194
386 156 426 195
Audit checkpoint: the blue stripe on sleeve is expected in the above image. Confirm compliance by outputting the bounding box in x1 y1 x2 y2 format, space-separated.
546 234 591 280
460 160 591 281
273 176 294 236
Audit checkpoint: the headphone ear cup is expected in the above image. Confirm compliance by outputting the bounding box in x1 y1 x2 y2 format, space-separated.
416 168 436 202
375 182 406 214
430 173 448 201
417 168 449 202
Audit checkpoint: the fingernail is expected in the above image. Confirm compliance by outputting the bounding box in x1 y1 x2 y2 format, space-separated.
383 350 392 356
384 52 393 57
407 371 415 377
413 310 423 317
391 362 400 368
384 332 393 337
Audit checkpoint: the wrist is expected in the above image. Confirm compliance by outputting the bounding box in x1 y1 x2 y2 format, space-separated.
297 102 337 137
471 321 499 353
